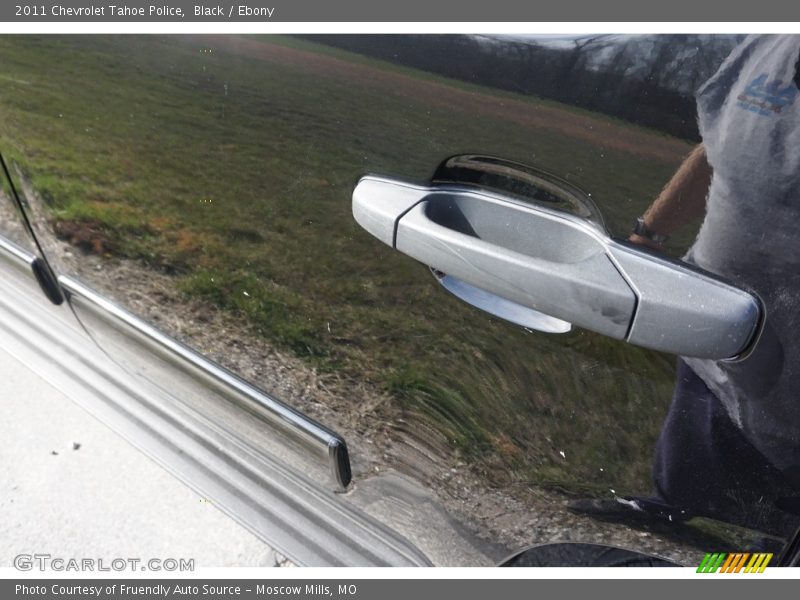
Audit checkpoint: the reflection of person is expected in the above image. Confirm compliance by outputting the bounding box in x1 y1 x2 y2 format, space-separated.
576 35 800 536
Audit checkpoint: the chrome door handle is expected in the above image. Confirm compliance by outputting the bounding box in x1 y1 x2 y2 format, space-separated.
353 174 761 359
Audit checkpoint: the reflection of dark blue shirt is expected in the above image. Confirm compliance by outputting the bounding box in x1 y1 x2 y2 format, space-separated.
685 35 800 471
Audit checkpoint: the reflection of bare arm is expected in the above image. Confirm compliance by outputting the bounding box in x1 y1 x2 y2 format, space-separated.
630 143 712 248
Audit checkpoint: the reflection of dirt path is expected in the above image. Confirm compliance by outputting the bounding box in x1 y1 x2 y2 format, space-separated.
200 35 692 164
63 255 707 566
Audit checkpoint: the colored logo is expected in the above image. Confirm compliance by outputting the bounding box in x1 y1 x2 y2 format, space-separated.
697 552 773 573
737 73 798 116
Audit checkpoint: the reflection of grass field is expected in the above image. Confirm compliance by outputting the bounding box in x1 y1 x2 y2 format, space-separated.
0 35 689 496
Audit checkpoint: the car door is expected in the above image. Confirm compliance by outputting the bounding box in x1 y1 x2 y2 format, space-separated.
1 33 796 566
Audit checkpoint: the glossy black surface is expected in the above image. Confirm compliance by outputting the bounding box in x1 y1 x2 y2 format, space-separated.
0 34 795 564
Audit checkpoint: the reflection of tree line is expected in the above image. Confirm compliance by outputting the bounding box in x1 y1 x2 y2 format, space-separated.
302 34 740 141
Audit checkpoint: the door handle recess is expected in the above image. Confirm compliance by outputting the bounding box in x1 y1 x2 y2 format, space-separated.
353 175 761 360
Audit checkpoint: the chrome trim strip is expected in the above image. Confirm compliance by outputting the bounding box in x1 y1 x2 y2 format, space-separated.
58 274 352 490
0 234 37 272
0 243 430 566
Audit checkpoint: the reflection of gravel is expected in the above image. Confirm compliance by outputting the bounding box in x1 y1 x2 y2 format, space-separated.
0 191 709 566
